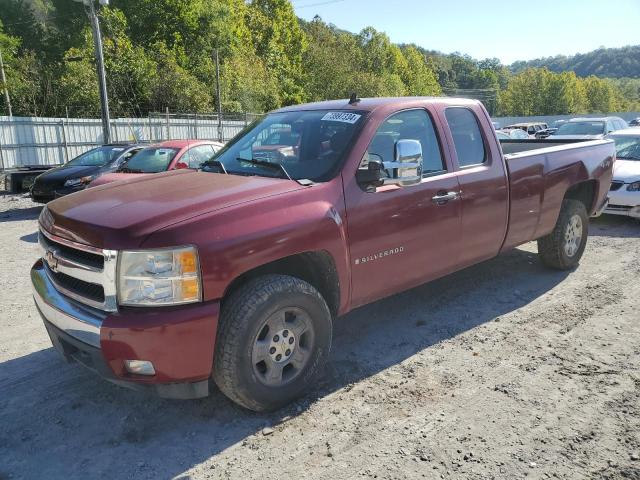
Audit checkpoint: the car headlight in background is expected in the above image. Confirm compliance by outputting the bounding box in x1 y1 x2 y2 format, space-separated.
118 246 202 306
627 181 640 192
64 175 95 187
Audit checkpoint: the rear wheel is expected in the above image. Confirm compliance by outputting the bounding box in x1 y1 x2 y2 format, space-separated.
538 199 589 270
213 274 332 412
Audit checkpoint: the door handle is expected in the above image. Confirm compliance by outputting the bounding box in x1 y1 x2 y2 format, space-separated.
431 191 460 205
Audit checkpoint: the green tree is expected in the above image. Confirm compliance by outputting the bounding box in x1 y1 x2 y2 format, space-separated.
57 8 156 117
399 46 441 96
247 0 307 105
582 76 623 113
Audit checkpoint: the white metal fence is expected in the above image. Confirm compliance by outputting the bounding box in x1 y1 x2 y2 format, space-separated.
2 110 639 170
0 112 260 170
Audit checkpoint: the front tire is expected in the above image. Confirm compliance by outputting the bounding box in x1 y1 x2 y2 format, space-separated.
538 199 589 270
213 274 332 412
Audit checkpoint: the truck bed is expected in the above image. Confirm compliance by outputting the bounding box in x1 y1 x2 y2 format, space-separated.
499 138 589 155
500 139 615 251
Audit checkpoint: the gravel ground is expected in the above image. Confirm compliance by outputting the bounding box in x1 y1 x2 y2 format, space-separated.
0 192 639 480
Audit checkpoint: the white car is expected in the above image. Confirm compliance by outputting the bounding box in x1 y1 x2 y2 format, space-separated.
496 128 530 140
604 128 640 218
551 117 628 140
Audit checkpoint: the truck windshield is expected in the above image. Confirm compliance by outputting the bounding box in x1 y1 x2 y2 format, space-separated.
554 121 605 136
122 147 179 173
208 109 366 182
66 146 126 167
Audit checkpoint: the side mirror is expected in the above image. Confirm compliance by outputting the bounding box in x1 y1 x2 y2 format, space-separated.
175 161 189 170
356 140 423 189
384 139 423 187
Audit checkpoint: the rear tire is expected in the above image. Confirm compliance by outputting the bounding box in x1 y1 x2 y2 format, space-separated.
538 199 589 270
213 274 332 412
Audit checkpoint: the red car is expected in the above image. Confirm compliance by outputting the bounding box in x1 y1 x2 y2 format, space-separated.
90 140 225 187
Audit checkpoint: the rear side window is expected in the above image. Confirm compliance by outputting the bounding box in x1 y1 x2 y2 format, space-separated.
445 108 486 167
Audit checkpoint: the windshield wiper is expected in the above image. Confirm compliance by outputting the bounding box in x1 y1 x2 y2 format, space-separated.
616 156 640 161
200 159 228 174
236 157 293 181
119 167 144 173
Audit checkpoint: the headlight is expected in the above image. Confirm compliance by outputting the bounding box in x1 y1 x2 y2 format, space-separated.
118 246 202 306
628 181 640 192
64 175 95 187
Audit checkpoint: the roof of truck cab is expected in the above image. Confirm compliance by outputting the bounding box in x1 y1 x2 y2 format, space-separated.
272 96 481 114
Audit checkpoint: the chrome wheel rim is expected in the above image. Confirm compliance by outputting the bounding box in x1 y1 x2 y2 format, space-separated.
251 307 315 387
564 214 583 258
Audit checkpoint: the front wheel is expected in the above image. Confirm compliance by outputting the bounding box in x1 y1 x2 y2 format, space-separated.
538 199 589 270
213 274 332 412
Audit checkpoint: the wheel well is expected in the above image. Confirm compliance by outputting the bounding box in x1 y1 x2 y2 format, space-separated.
564 180 596 213
222 251 340 317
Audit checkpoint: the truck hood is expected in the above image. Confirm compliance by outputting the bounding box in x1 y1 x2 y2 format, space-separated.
613 159 640 183
42 169 302 249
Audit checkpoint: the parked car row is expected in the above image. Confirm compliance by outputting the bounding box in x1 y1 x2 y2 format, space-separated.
494 117 630 141
491 115 639 219
30 140 224 203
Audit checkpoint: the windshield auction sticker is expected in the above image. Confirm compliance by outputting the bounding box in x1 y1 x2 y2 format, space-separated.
321 112 362 124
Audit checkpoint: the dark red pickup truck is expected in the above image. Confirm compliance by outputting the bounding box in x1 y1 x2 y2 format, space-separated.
31 97 614 411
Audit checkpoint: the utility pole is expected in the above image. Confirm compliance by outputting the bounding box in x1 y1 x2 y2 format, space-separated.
0 48 12 117
87 0 111 143
74 0 111 143
215 49 223 142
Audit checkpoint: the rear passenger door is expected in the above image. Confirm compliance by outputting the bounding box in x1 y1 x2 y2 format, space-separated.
442 106 509 266
345 108 463 307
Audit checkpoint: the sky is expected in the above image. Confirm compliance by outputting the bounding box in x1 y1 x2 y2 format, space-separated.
292 0 640 65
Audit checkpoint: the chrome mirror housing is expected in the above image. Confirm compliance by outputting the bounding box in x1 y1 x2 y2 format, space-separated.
384 139 423 187
356 139 423 190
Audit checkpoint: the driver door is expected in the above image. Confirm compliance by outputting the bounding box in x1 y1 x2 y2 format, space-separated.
344 108 463 307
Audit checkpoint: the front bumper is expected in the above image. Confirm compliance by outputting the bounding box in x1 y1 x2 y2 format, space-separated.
604 188 640 218
31 259 220 399
30 185 86 203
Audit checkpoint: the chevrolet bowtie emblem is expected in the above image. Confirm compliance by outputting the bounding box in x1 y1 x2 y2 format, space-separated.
45 249 59 272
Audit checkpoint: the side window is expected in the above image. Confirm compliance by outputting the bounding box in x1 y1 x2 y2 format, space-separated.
186 145 215 169
121 148 141 163
363 109 445 176
445 108 487 167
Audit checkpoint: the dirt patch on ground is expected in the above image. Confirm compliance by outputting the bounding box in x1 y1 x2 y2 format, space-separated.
0 193 639 479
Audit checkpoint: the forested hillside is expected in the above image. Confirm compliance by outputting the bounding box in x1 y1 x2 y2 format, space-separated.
0 0 638 118
511 46 640 78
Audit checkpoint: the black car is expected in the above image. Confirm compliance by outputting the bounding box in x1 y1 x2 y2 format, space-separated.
629 118 640 127
30 143 143 203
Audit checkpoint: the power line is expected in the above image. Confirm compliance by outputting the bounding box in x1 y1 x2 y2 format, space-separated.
293 0 347 9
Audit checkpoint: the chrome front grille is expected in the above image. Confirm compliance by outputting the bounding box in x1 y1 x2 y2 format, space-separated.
38 228 118 312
